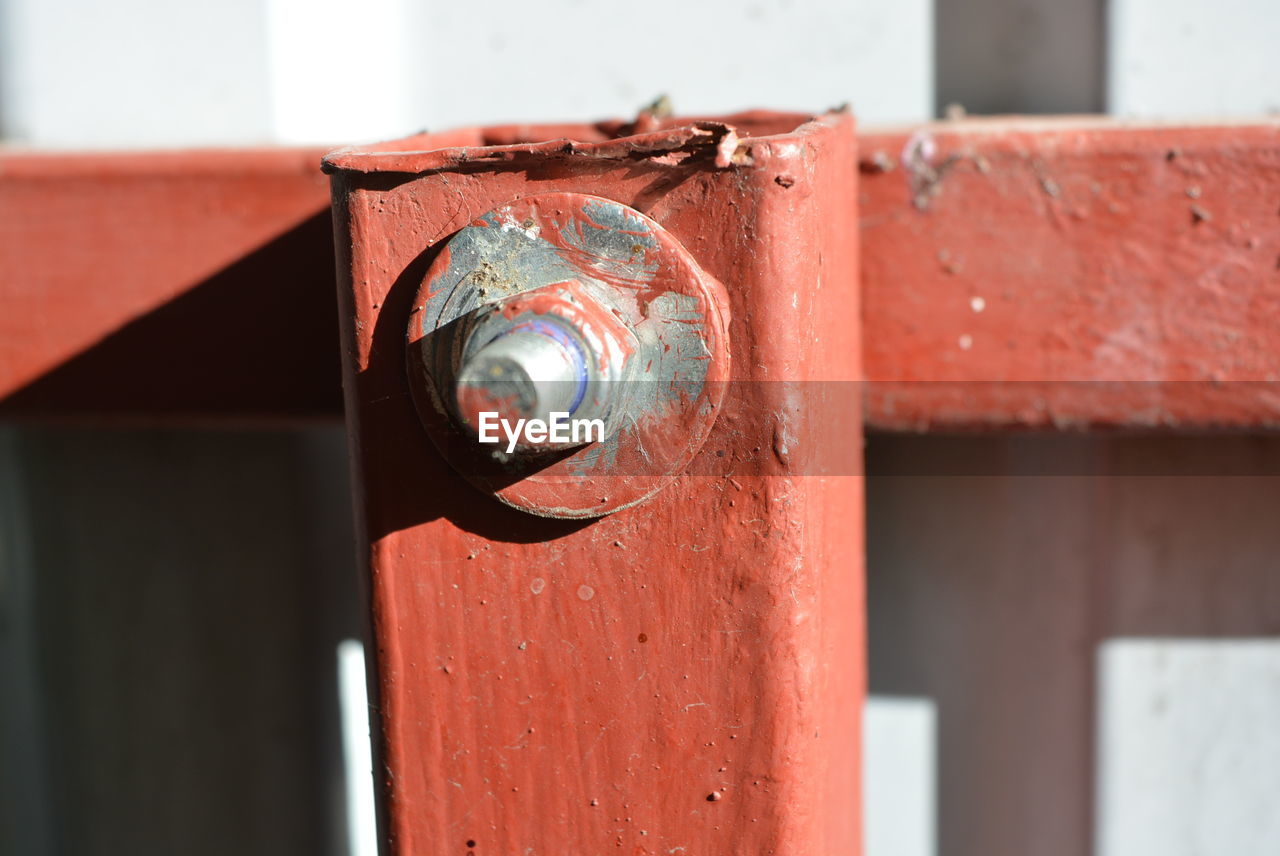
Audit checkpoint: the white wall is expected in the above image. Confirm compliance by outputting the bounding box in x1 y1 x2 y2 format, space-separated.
0 0 275 146
0 0 932 148
406 0 931 130
864 697 937 856
1109 0 1280 118
1097 640 1280 856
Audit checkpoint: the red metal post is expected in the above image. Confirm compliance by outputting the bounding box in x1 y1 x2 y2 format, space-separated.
326 111 864 854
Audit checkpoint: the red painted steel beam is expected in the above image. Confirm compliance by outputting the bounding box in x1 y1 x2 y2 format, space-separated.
860 117 1280 430
327 112 864 854
2 119 1278 428
0 147 336 422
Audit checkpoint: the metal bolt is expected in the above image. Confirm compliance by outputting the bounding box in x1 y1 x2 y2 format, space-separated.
407 192 731 517
455 319 590 429
452 280 636 450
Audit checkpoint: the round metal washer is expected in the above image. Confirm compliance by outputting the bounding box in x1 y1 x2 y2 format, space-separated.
406 192 731 518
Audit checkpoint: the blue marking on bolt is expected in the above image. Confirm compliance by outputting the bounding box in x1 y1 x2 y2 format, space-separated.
506 319 589 413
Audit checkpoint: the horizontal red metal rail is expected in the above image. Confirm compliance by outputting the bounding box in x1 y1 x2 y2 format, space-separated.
0 147 336 422
860 118 1280 429
2 118 1278 428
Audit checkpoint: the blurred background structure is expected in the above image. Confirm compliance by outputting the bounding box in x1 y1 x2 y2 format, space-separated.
1 1 1278 854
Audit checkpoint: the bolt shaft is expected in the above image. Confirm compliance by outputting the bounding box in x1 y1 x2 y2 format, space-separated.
455 318 590 445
